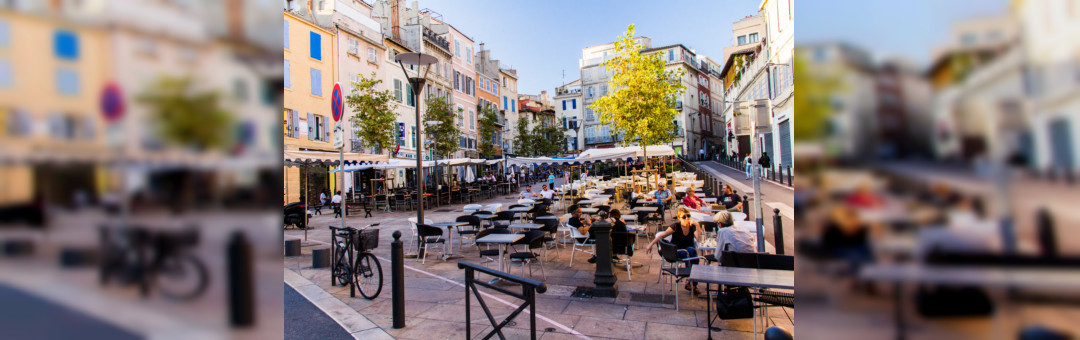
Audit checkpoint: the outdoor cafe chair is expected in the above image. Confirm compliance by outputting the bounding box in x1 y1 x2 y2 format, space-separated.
752 254 795 325
393 193 411 211
658 240 701 311
475 228 510 268
416 224 446 265
456 215 481 247
493 211 516 228
567 227 595 266
612 231 636 281
408 217 433 258
508 230 547 280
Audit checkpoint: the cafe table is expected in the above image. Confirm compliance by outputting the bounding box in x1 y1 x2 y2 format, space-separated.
507 223 544 231
476 233 525 284
690 265 794 340
429 221 469 259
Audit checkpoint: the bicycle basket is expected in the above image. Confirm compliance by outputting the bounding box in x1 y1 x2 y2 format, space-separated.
353 228 379 252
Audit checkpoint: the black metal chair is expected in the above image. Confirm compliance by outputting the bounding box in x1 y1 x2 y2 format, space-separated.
493 211 516 228
393 193 410 211
456 215 481 247
612 231 636 280
475 228 510 268
753 254 795 326
416 224 446 265
658 240 700 310
508 230 546 279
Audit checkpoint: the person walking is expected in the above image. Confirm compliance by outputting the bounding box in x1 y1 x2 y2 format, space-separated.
699 147 705 161
758 151 771 178
744 154 753 180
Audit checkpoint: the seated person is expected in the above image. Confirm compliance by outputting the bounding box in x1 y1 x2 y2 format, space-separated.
718 185 743 212
609 209 634 258
823 205 874 270
644 207 702 295
653 182 674 221
518 185 540 199
714 211 754 253
681 184 707 211
539 185 556 205
567 205 599 263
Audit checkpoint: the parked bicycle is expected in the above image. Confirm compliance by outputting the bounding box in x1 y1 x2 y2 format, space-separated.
329 223 383 299
99 225 209 301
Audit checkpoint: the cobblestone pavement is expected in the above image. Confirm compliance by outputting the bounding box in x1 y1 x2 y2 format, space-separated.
284 179 794 340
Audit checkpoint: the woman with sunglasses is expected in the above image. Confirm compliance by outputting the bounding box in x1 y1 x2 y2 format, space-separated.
644 207 702 295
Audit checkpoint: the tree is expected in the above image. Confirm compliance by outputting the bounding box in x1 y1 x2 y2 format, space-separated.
512 117 532 156
793 52 843 142
477 105 498 158
423 96 460 184
530 119 566 157
138 76 233 151
590 24 685 185
345 72 397 155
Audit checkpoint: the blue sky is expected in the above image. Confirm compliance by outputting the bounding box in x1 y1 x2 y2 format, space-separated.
411 0 763 95
799 0 1008 66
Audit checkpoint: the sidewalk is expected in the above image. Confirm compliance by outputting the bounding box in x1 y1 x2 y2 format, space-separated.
283 179 793 339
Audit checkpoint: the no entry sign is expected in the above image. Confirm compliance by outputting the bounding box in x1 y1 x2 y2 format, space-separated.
331 82 343 122
101 82 124 123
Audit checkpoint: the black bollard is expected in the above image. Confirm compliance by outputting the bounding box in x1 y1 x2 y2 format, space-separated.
1036 208 1058 258
391 231 405 329
590 212 618 298
742 195 750 217
772 208 785 255
228 231 255 327
787 166 793 186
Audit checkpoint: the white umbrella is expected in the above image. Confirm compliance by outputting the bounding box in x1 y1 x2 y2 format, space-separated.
465 165 475 182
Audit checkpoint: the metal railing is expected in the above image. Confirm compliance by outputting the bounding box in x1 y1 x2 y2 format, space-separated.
459 261 547 340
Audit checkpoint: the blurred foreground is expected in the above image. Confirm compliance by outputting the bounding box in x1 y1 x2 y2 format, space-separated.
0 1 283 339
798 0 1080 339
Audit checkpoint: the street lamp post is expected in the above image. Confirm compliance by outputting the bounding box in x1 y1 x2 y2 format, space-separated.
396 52 437 224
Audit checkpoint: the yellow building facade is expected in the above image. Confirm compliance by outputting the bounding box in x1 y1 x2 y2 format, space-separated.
0 12 110 205
284 12 337 204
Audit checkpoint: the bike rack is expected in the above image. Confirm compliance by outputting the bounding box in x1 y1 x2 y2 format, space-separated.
458 261 547 340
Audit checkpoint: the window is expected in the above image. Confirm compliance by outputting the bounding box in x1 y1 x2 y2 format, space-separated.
406 83 414 107
54 30 79 60
600 84 608 96
748 33 758 43
367 47 377 62
572 99 577 109
310 68 322 96
454 71 460 90
503 96 508 109
347 37 358 55
466 47 471 63
309 31 321 60
411 126 416 147
283 60 291 89
454 40 460 56
0 59 11 88
234 79 248 101
283 20 289 49
586 86 594 98
668 50 674 61
511 99 516 112
737 35 747 45
562 100 566 110
469 110 474 130
961 33 976 46
393 79 402 102
56 68 79 95
457 106 464 126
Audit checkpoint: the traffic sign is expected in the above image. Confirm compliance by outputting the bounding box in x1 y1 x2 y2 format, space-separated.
331 82 343 122
101 82 124 123
333 122 344 149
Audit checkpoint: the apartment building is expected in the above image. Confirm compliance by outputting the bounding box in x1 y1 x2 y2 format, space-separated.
554 79 583 154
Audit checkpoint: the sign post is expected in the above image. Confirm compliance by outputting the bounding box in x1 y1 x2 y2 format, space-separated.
101 82 128 227
332 83 345 230
735 99 773 253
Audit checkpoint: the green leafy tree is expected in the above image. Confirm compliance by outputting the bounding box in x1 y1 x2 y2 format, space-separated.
530 119 566 157
345 72 396 154
793 52 843 142
477 105 498 158
423 97 460 184
590 24 685 185
138 76 233 151
512 117 533 156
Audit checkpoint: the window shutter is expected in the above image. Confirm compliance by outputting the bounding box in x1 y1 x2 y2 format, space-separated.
307 112 314 140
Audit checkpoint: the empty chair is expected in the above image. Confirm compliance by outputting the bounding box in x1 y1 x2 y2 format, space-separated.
475 228 510 268
753 254 795 328
416 224 446 265
508 230 547 279
493 211 516 228
393 193 410 211
456 215 481 247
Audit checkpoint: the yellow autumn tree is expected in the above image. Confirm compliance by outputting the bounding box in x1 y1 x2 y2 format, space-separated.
590 24 685 185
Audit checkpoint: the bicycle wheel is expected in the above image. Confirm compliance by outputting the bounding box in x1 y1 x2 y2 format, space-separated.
353 253 382 299
332 247 353 287
155 254 208 301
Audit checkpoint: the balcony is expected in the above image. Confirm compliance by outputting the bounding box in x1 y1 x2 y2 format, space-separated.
423 27 450 51
723 53 768 104
557 88 582 96
585 135 616 145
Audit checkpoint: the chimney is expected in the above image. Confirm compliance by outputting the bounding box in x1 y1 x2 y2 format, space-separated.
391 0 400 40
226 0 244 41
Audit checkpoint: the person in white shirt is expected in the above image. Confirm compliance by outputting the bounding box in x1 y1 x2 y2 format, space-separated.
518 185 539 199
744 155 753 180
331 191 342 204
539 185 556 205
